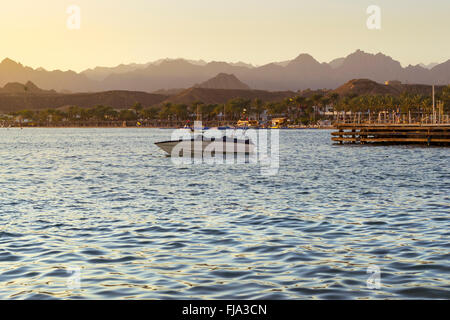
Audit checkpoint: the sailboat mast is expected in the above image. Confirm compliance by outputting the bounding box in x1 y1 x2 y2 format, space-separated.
432 85 435 123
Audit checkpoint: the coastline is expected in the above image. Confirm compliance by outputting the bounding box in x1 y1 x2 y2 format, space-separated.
1 120 334 130
1 125 335 130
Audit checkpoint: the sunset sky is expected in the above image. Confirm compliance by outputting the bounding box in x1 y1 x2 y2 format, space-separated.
1 0 449 71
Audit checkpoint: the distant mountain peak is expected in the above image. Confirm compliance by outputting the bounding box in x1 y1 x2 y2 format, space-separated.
352 49 371 55
151 58 208 66
419 62 439 70
290 53 319 64
346 49 387 59
347 49 396 60
1 81 56 94
2 82 30 93
24 81 40 90
339 49 402 72
230 61 254 68
1 58 21 68
157 58 195 67
294 53 315 59
207 61 232 67
1 57 16 64
195 73 251 90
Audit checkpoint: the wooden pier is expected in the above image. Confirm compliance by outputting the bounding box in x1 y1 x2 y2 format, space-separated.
332 124 450 146
332 111 450 146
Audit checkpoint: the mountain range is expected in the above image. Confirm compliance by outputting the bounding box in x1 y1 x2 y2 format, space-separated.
0 50 449 93
0 77 443 114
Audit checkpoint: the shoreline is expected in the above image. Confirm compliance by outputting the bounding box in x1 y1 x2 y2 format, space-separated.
1 125 335 130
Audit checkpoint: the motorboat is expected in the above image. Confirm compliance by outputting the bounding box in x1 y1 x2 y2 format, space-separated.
155 133 255 157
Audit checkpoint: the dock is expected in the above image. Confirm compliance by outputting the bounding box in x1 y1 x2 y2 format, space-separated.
332 111 450 146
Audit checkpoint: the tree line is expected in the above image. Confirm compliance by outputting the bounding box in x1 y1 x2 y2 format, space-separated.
3 85 450 124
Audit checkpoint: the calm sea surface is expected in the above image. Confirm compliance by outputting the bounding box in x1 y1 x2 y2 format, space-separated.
0 128 449 299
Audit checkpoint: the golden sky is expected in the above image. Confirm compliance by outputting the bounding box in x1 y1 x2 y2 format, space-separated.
1 0 449 71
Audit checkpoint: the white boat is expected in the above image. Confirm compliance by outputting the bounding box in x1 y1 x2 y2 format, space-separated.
155 134 255 157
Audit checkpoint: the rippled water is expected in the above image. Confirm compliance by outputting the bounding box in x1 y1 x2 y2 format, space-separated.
0 128 449 299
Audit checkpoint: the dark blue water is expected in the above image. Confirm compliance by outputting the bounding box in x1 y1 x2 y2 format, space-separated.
0 128 449 299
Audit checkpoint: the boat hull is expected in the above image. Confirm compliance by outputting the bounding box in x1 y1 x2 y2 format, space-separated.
155 139 255 157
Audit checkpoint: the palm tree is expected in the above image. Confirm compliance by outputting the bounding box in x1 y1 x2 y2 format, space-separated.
441 85 450 113
173 104 188 121
159 102 173 120
119 110 138 121
252 98 264 121
321 96 331 110
132 102 143 118
311 94 323 122
329 93 339 106
225 98 250 120
192 101 204 121
141 106 159 120
294 96 306 119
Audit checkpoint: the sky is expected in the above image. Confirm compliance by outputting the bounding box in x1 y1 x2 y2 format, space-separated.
0 0 449 72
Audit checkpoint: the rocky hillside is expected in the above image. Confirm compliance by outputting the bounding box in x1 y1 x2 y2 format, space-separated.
0 82 167 113
0 81 56 94
333 79 445 97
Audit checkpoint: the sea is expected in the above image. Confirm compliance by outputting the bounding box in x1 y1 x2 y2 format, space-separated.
0 128 449 299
